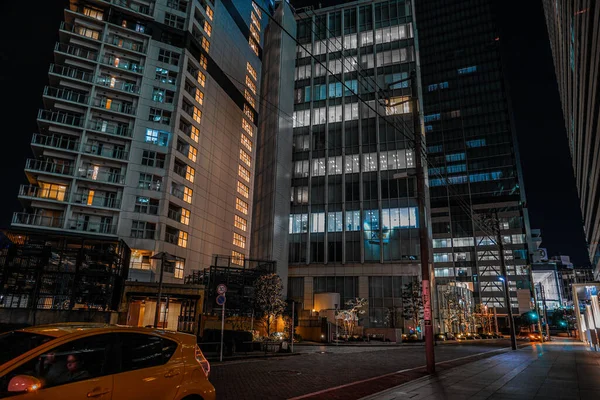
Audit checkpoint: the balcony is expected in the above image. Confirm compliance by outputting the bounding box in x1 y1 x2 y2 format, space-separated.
164 232 179 245
82 144 129 161
54 42 98 61
49 63 94 83
167 209 183 223
25 159 74 176
31 133 80 152
111 0 154 17
60 21 103 42
19 185 69 203
87 120 133 138
95 76 140 95
100 56 144 74
67 219 117 235
107 36 145 54
38 109 84 129
78 169 126 185
44 86 89 105
91 98 136 115
71 193 121 209
12 212 64 229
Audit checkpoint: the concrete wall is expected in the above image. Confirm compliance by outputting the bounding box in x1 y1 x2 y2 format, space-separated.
0 309 120 327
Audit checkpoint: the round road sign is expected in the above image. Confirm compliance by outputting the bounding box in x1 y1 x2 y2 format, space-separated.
217 284 227 295
216 294 226 306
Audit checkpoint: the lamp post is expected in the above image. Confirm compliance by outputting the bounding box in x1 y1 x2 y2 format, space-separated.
151 251 177 328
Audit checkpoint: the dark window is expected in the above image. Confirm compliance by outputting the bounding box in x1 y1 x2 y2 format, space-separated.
119 333 178 372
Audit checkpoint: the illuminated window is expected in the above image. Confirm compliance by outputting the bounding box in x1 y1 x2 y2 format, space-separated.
197 71 206 87
237 181 249 198
203 21 212 37
193 107 202 124
234 215 247 231
205 5 213 20
236 198 248 215
242 119 253 137
190 126 199 142
233 232 246 249
231 250 244 265
252 2 262 18
201 37 210 52
385 96 411 115
240 134 252 152
188 145 197 162
238 165 250 182
199 54 207 70
244 90 255 108
174 260 184 279
178 230 188 248
184 165 195 183
249 38 259 56
250 24 260 42
180 208 190 225
86 190 95 205
245 75 256 94
240 149 251 166
195 88 204 105
246 62 257 80
243 104 254 122
183 186 193 203
83 7 103 20
251 11 261 31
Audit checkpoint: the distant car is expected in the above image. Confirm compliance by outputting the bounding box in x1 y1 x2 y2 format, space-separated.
435 334 447 341
268 332 286 341
0 323 215 400
445 332 456 340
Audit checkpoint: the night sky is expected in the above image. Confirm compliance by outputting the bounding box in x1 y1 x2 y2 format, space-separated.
0 0 590 266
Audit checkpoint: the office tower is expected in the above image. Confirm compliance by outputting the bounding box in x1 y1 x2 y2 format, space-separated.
542 2 600 279
12 0 270 283
287 0 426 329
416 0 532 316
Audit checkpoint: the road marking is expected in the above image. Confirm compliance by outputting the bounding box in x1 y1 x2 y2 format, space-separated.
287 346 522 400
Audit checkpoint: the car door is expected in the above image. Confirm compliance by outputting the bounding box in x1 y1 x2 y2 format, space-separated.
0 333 117 399
111 333 183 400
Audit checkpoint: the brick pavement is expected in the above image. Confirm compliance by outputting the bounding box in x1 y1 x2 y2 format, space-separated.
363 338 600 400
209 340 520 400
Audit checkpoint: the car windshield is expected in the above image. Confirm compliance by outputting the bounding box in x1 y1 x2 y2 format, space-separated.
0 331 55 365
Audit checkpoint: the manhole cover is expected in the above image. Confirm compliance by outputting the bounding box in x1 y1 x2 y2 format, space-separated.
316 351 331 354
268 370 302 376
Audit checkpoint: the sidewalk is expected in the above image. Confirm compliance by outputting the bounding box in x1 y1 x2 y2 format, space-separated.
362 338 600 400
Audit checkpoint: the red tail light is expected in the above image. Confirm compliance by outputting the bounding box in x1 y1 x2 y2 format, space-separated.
195 345 210 378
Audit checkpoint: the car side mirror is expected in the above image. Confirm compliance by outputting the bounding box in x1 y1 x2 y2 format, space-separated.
8 375 42 393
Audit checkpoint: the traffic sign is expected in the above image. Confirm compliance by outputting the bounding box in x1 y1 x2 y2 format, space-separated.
216 294 226 306
217 284 227 295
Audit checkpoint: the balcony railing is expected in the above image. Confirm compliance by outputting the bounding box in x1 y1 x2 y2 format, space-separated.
100 56 144 73
25 159 73 176
173 164 187 179
83 144 129 160
87 120 133 138
31 133 80 152
19 185 69 202
95 76 140 94
167 209 182 222
44 86 88 105
38 109 84 128
67 219 117 235
164 232 179 245
91 98 135 115
71 193 121 209
12 212 64 229
60 21 103 41
54 42 98 61
111 0 154 16
49 63 94 83
79 169 126 185
108 36 145 53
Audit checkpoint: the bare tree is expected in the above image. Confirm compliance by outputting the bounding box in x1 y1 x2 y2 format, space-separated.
253 273 286 338
402 281 423 332
336 297 368 337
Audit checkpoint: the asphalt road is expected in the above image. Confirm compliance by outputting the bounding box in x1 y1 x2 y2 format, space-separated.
210 339 516 400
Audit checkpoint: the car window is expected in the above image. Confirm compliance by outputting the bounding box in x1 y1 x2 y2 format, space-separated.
0 332 55 365
118 333 178 372
0 333 117 395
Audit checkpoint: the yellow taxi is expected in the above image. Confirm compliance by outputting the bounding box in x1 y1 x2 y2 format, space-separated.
0 323 215 400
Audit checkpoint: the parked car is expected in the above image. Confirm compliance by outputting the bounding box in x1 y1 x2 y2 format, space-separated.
435 333 447 341
0 323 215 400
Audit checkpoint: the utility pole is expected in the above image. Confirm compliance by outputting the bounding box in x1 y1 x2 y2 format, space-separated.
412 71 435 373
152 252 176 328
540 283 550 340
494 211 517 350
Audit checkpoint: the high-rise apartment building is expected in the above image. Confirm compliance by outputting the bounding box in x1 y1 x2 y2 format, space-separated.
542 2 600 279
12 0 270 283
287 0 427 329
416 0 532 316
